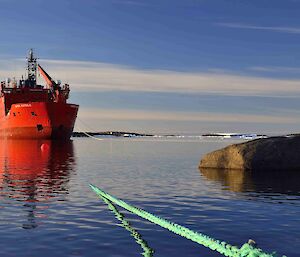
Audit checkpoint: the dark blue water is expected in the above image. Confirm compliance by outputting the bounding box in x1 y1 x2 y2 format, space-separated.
0 138 299 257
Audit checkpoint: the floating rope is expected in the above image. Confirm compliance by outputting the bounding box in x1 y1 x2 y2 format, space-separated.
75 118 103 141
80 130 103 141
98 192 154 256
90 184 285 257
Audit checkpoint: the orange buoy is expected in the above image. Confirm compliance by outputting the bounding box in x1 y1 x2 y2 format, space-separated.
40 143 50 151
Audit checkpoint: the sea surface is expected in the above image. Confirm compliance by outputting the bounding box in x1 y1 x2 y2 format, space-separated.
0 137 299 257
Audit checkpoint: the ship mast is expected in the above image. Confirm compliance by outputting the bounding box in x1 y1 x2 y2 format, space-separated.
27 49 37 87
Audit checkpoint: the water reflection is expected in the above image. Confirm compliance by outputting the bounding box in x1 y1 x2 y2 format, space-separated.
0 140 76 229
199 168 300 195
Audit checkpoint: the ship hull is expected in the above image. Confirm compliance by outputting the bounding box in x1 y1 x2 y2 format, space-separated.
0 102 78 139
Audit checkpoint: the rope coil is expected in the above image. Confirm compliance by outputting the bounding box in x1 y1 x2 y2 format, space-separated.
90 184 285 257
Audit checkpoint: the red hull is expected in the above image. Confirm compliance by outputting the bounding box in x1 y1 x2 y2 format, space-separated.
0 102 78 139
0 50 79 139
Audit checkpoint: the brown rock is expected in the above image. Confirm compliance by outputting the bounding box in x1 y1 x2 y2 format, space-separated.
199 136 300 171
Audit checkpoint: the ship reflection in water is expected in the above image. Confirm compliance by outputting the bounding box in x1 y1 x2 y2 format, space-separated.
199 167 300 196
0 140 76 229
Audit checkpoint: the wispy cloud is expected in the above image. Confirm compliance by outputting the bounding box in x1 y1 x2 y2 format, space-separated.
78 107 299 124
75 107 300 134
111 0 149 6
216 22 300 34
1 59 300 97
249 66 300 73
2 57 296 133
40 59 300 97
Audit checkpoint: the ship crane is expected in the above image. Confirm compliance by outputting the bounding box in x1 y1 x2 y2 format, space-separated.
37 64 58 90
38 64 70 102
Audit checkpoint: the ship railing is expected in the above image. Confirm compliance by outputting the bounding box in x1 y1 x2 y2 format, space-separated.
1 87 51 94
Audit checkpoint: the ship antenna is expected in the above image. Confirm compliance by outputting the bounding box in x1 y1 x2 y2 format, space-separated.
27 48 37 87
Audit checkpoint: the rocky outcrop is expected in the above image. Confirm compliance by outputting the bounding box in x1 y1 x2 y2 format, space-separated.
199 136 300 171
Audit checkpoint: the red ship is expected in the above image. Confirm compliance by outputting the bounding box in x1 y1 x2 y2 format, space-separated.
0 50 79 139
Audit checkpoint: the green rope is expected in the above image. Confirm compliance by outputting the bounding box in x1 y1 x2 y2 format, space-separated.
90 184 285 257
98 192 154 256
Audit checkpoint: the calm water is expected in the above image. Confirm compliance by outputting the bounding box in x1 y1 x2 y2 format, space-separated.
0 138 299 257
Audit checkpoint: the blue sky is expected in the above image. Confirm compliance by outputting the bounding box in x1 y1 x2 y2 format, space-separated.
1 0 300 134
